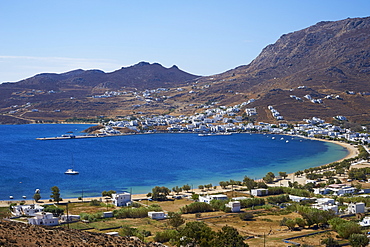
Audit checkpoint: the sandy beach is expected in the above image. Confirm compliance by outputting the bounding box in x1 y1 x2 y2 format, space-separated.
0 139 362 207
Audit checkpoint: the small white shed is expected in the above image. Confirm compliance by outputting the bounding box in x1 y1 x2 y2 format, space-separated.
148 211 166 220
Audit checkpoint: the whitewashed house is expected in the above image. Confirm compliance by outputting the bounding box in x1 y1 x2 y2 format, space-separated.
226 201 241 212
289 195 310 202
347 202 365 214
199 194 228 204
61 214 80 222
112 192 131 207
103 211 114 218
312 203 338 214
316 198 335 205
359 216 370 226
251 189 268 196
148 211 166 220
12 204 44 217
28 212 59 226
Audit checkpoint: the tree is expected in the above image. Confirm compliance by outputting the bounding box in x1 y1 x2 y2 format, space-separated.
263 174 274 183
212 225 248 247
182 184 191 192
178 221 215 247
284 219 296 230
243 176 256 192
321 237 339 247
335 167 345 176
198 185 204 190
263 172 275 183
167 212 185 230
204 183 213 190
349 233 369 247
33 192 41 203
295 217 306 228
336 221 361 239
323 171 335 179
239 212 254 221
50 186 61 203
219 181 228 189
151 186 170 201
279 171 287 179
172 186 182 194
43 205 64 217
102 190 116 197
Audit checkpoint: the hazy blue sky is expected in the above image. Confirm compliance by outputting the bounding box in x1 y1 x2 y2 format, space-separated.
0 0 369 83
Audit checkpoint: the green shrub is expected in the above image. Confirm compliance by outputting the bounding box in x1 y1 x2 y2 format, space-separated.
154 230 178 243
180 202 213 214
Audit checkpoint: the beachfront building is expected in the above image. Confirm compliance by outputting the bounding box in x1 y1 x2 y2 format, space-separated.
12 204 44 217
199 194 228 204
226 201 241 212
28 212 59 226
112 192 132 207
313 184 356 196
148 211 166 220
251 189 268 197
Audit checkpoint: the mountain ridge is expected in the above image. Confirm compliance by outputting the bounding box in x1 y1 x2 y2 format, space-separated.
1 17 370 124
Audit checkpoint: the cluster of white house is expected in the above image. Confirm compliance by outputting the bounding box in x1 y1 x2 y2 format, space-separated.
10 189 370 228
250 187 369 217
10 192 170 226
102 101 370 145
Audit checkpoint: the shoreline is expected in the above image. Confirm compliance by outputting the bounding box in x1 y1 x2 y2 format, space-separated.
0 137 361 207
269 137 359 187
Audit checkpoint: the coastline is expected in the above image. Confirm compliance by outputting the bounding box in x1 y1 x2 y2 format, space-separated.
270 138 359 187
0 138 361 207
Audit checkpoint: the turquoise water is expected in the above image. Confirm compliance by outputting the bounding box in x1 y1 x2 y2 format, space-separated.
0 124 348 200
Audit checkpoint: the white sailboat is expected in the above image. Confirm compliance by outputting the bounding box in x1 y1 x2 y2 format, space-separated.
65 155 79 175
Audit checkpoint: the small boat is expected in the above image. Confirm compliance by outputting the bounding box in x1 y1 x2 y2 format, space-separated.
9 196 13 199
65 168 79 175
65 154 79 175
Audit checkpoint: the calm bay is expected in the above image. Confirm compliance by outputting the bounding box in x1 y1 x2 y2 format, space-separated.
0 124 349 200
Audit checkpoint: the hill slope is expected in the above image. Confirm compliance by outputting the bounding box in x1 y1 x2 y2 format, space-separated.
0 17 370 124
194 16 370 123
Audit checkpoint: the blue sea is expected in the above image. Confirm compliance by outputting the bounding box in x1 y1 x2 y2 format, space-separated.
0 124 349 200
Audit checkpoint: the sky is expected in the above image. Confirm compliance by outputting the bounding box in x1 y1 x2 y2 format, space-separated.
0 0 369 83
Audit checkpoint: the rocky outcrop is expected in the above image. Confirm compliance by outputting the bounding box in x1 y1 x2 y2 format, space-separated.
0 220 165 247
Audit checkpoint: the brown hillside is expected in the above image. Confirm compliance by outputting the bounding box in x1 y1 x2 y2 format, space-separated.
1 17 370 124
0 220 164 247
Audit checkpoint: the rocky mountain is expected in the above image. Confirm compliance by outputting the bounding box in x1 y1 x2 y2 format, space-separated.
1 17 370 124
194 16 370 123
9 61 199 90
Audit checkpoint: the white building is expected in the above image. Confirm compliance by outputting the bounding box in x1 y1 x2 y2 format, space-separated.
112 192 132 207
60 214 80 222
28 212 59 226
312 204 338 214
347 202 365 214
251 189 268 196
12 204 44 217
226 201 241 212
148 211 166 220
199 194 228 204
359 216 370 226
